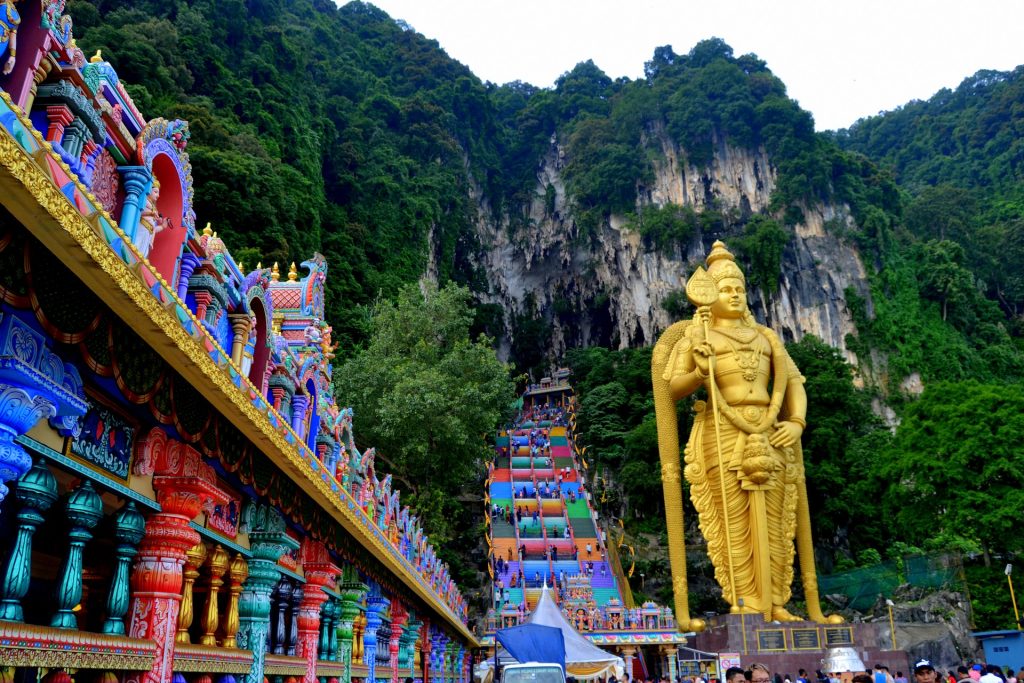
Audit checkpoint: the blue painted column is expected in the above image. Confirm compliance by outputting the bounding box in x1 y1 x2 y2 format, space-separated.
291 394 309 438
364 592 389 682
176 252 202 301
238 503 300 683
117 166 153 243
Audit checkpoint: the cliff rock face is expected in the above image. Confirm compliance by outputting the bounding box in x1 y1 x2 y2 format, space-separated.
462 129 872 362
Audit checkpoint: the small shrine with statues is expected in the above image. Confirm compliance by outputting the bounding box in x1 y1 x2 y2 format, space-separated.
0 3 474 683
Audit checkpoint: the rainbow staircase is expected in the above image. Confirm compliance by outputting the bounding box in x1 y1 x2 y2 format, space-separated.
486 405 624 617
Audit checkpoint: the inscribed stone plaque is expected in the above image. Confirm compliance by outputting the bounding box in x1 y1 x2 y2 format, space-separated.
757 629 787 651
791 628 821 650
825 626 855 647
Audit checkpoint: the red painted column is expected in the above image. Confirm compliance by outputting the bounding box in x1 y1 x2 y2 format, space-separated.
389 601 408 683
45 105 73 143
297 538 339 683
125 429 228 683
421 620 432 683
193 291 213 323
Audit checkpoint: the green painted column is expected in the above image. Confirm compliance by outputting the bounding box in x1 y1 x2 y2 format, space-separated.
446 641 457 683
399 619 418 670
665 646 678 683
336 566 368 683
51 480 102 629
0 460 58 621
319 598 336 660
102 501 146 634
237 502 299 683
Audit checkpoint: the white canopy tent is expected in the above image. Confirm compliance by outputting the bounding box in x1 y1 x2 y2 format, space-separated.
528 585 624 680
476 586 625 683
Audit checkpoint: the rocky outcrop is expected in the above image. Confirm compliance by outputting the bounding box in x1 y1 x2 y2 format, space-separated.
863 588 982 673
458 127 873 363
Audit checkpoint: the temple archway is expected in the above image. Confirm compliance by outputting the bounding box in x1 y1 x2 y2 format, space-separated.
248 296 270 393
146 152 185 285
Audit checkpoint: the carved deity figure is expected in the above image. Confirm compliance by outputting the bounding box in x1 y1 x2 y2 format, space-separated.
653 240 840 631
137 180 170 258
1 0 21 76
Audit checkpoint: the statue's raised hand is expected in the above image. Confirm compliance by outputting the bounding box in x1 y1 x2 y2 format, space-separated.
692 340 713 376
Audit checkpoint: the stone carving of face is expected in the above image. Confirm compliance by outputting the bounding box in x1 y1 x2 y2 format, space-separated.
711 276 748 320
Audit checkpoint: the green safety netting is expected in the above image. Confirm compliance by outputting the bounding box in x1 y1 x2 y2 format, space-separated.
818 553 962 612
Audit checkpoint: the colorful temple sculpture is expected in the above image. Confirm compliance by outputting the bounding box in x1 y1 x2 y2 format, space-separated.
483 378 690 681
0 4 473 682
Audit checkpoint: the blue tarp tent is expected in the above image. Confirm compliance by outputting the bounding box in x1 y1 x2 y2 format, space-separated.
495 623 566 672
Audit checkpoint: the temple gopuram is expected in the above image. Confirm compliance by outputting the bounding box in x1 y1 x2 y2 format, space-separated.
483 379 692 681
0 3 473 683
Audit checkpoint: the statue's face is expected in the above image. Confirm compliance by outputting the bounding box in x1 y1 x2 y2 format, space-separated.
711 276 748 319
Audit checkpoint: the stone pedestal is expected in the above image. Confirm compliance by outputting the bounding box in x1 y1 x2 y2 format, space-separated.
691 614 910 674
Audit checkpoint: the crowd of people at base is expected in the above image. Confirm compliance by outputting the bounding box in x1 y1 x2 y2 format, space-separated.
934 662 1024 683
638 660 1024 683
519 405 567 426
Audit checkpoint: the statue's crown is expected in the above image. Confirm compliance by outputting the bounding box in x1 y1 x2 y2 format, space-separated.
705 240 745 284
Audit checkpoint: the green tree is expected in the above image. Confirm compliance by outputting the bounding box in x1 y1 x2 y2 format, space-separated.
904 185 977 243
786 335 888 558
917 240 978 325
882 380 1024 563
733 215 790 292
334 282 516 558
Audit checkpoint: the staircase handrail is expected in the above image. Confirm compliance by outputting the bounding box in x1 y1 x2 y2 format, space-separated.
604 521 636 609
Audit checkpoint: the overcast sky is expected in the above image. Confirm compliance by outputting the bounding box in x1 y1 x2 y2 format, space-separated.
359 0 1024 131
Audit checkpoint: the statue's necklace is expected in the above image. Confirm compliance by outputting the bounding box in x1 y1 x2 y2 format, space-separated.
716 328 761 381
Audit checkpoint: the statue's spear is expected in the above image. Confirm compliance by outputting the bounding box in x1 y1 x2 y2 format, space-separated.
686 266 739 610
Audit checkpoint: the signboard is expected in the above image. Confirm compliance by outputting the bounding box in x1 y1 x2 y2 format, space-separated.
825 626 855 647
65 394 136 482
757 629 787 651
718 654 741 673
791 628 822 650
679 662 703 677
680 661 717 678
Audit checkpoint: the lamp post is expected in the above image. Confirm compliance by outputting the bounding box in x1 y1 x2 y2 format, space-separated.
640 573 645 590
1007 564 1021 630
885 599 897 650
738 597 748 655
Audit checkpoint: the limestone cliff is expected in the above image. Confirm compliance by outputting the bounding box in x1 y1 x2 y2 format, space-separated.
457 127 873 364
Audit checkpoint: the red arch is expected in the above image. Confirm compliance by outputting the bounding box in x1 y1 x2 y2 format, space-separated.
248 296 270 393
147 153 186 287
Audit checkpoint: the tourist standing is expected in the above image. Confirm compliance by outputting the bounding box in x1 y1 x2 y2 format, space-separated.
914 660 938 683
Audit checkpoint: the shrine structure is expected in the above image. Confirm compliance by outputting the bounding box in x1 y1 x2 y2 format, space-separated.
0 3 472 682
482 381 691 681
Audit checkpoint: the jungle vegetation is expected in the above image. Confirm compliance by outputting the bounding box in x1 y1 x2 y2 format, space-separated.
66 1 1024 624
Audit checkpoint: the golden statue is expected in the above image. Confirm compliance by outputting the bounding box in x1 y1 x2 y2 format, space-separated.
652 241 841 631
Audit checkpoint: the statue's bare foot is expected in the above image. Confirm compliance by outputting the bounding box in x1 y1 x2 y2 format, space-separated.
807 608 845 624
771 606 803 622
681 617 706 632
